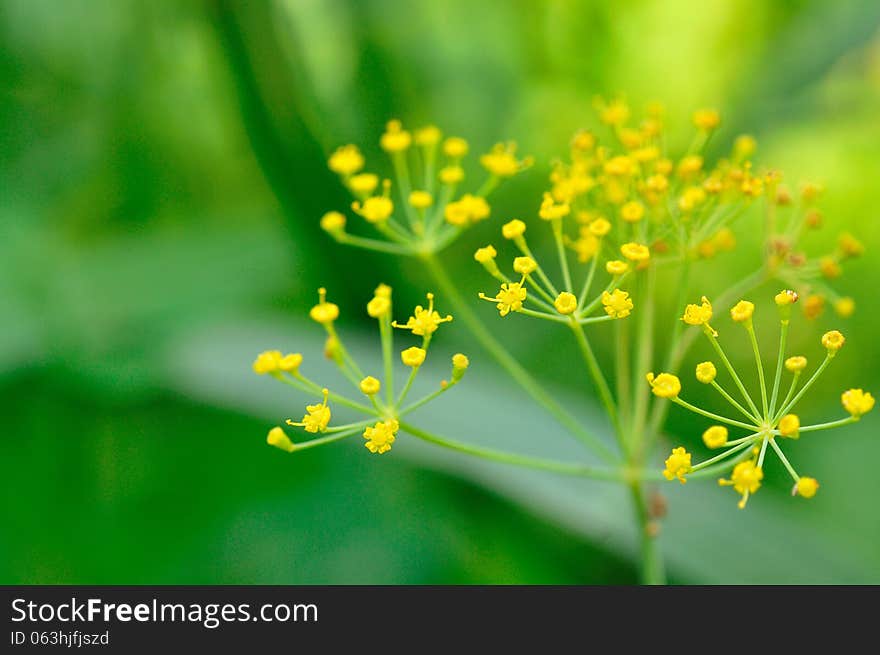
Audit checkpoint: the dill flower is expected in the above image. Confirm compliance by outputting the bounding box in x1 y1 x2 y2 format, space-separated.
409 190 433 209
279 353 303 373
692 108 721 131
682 296 712 326
821 330 845 353
702 426 728 449
620 200 645 223
363 419 399 454
502 219 527 240
309 288 340 324
778 414 800 438
513 256 538 275
480 280 527 317
834 297 855 318
646 373 681 398
620 242 650 262
352 194 394 224
451 353 469 382
267 427 295 453
328 144 364 175
663 447 691 483
730 300 754 323
719 460 763 509
588 217 611 236
785 356 807 372
841 389 874 417
554 292 578 315
539 193 570 220
401 346 427 367
474 245 498 263
606 260 629 275
320 211 346 234
253 350 282 375
392 292 453 336
443 136 469 158
348 173 379 195
380 120 412 152
480 142 532 177
695 361 717 384
286 388 332 434
602 289 633 319
794 477 819 498
359 376 381 396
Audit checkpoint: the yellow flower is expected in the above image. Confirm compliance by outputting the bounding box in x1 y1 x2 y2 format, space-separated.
821 330 845 353
794 477 819 499
309 288 340 324
253 350 282 375
730 300 754 323
401 347 426 367
620 200 645 223
445 194 490 226
677 155 703 177
778 414 800 438
678 186 706 212
267 427 295 453
502 219 527 240
606 260 629 276
719 460 763 509
348 173 379 194
320 211 346 233
620 242 650 262
538 192 570 220
443 136 469 158
695 361 717 384
480 142 530 177
513 256 537 275
409 190 433 209
286 388 331 434
820 257 841 279
359 376 381 396
554 292 578 315
279 353 303 373
367 284 392 319
604 155 635 176
682 296 712 326
328 144 364 175
415 125 442 146
597 98 630 126
393 293 453 336
588 218 611 237
602 289 633 319
363 419 399 454
569 232 600 263
774 289 798 306
838 232 864 258
693 108 721 130
439 165 464 184
645 174 669 193
352 195 394 224
474 245 498 263
784 356 807 373
663 447 691 483
380 119 411 152
481 279 527 317
803 294 825 320
841 389 874 417
834 297 855 318
734 134 757 159
451 353 469 382
702 425 728 449
646 372 681 399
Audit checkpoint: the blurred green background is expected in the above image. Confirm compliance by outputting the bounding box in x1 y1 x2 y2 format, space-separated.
3 0 880 584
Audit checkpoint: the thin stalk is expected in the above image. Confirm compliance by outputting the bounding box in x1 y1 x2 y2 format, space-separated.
710 380 761 423
379 314 394 406
577 251 601 309
570 321 622 440
745 324 769 419
290 425 364 452
705 332 762 418
774 354 833 421
628 481 665 585
798 416 857 433
631 266 656 450
552 219 574 292
769 320 789 416
768 438 799 482
671 397 757 431
335 233 413 255
278 375 376 415
690 438 756 472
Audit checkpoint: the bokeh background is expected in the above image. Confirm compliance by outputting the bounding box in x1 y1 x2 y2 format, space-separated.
3 0 880 584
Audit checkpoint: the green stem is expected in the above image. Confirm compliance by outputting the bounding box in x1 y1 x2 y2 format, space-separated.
710 380 761 423
552 219 574 292
291 425 364 452
335 233 413 254
768 320 789 416
399 383 454 416
399 421 624 480
746 323 769 420
278 374 377 414
577 250 601 309
671 397 757 431
421 253 618 463
705 331 762 418
570 321 622 442
798 416 857 433
768 438 799 482
774 354 833 421
628 481 665 585
631 266 656 451
396 366 420 406
379 313 394 406
690 438 756 472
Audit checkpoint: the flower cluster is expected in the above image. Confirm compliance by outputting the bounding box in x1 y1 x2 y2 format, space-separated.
321 120 532 257
253 286 468 455
656 290 873 507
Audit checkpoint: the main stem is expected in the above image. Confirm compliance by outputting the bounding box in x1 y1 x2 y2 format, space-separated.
628 480 665 584
421 252 618 463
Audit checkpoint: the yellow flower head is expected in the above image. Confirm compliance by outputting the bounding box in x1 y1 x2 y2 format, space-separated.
409 190 433 209
803 294 825 320
588 218 611 237
677 155 703 177
730 300 755 324
778 414 800 438
267 426 295 453
785 356 807 373
663 446 691 483
538 192 570 221
481 280 527 317
820 257 841 279
693 108 721 131
415 125 442 147
734 134 757 159
359 376 381 396
821 330 845 353
794 477 819 499
597 98 630 126
695 361 717 384
513 256 537 275
646 372 681 399
570 232 600 263
606 260 629 276
719 460 763 509
702 425 728 449
451 353 469 382
286 388 331 434
380 119 411 152
682 296 713 326
328 144 364 176
309 288 340 324
352 194 394 224
443 136 469 159
253 350 282 375
348 173 379 194
841 389 875 417
474 245 498 264
554 292 578 315
393 292 453 336
401 347 426 368
363 419 399 454
279 353 303 373
502 219 527 240
620 242 650 262
445 194 490 226
838 232 864 258
678 186 706 212
834 297 855 318
604 155 635 177
620 200 645 223
774 289 799 306
439 165 464 184
320 211 346 233
480 142 530 177
602 289 633 319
